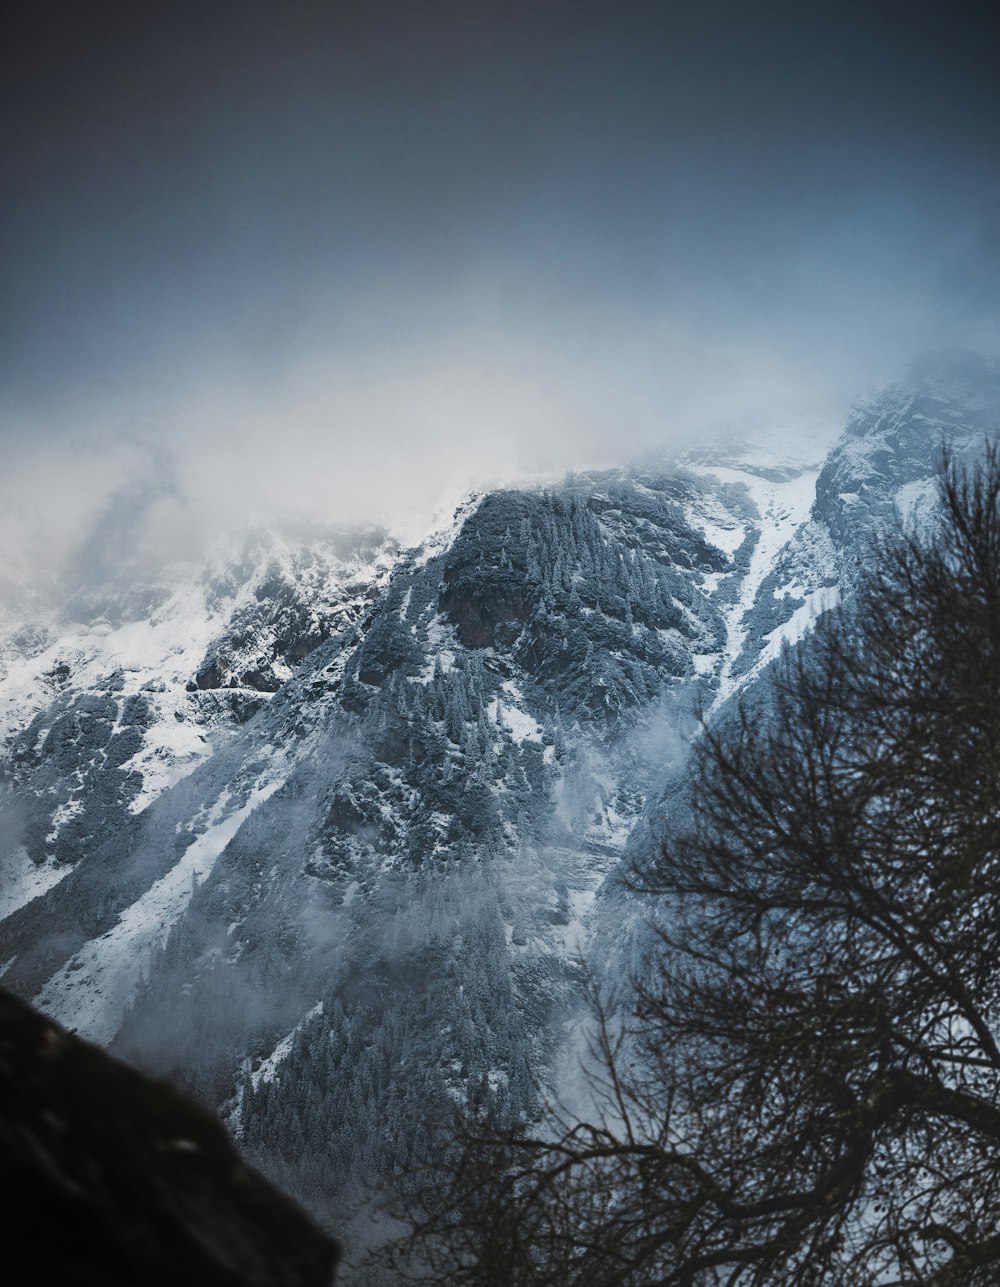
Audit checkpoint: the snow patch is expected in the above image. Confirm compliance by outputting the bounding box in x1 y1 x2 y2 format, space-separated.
683 491 746 557
762 587 841 660
253 1001 325 1090
409 492 485 568
895 478 938 531
0 846 73 920
123 709 212 814
687 462 820 706
491 681 543 743
45 797 83 846
34 777 284 1044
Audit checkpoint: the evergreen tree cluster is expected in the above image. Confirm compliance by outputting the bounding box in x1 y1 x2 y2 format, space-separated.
440 488 724 727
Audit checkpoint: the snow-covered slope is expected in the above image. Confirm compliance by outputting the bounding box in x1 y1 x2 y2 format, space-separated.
0 524 397 916
682 453 828 704
602 350 1000 975
0 452 775 1226
2 352 998 1238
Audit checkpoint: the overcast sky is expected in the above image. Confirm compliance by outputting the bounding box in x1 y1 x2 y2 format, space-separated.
2 0 999 563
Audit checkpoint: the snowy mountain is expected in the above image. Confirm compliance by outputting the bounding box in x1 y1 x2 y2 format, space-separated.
2 352 997 1245
0 524 397 919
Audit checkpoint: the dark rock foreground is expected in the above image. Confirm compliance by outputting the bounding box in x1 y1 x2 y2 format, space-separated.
0 988 339 1286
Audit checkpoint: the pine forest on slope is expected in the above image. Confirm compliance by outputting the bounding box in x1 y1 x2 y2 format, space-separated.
2 352 999 1253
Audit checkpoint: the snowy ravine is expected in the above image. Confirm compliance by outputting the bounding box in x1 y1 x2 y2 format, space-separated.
34 777 283 1045
686 458 825 705
2 352 998 1237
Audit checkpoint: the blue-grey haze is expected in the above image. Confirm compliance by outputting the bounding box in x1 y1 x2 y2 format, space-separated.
2 1 998 565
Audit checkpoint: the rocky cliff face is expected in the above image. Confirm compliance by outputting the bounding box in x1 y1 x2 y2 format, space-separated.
0 524 396 912
813 352 1000 550
604 352 1000 974
2 355 996 1245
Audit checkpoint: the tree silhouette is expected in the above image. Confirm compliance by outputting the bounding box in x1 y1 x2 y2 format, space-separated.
392 446 1000 1285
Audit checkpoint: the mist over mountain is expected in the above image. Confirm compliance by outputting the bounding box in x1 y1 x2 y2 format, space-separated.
3 2 999 597
3 2 999 1277
2 352 997 1272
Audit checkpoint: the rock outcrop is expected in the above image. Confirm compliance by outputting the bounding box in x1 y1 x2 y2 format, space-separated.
0 988 339 1285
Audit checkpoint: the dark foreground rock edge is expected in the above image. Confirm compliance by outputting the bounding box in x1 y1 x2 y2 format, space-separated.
0 987 339 1286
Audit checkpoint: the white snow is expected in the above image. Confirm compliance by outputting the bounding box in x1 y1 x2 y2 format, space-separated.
760 586 841 664
408 491 485 568
34 777 283 1044
683 490 746 557
686 462 820 706
690 409 837 474
491 680 543 743
252 1001 325 1089
895 478 938 531
0 578 230 827
492 699 543 744
691 653 716 676
45 797 83 846
0 528 400 859
0 846 73 921
121 699 213 814
418 615 459 681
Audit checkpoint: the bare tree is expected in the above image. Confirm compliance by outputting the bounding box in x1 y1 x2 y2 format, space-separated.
389 447 1000 1286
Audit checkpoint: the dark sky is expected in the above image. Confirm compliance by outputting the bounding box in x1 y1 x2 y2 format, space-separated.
2 0 999 547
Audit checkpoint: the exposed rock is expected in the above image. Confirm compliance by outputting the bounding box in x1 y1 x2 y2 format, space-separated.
0 988 339 1286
